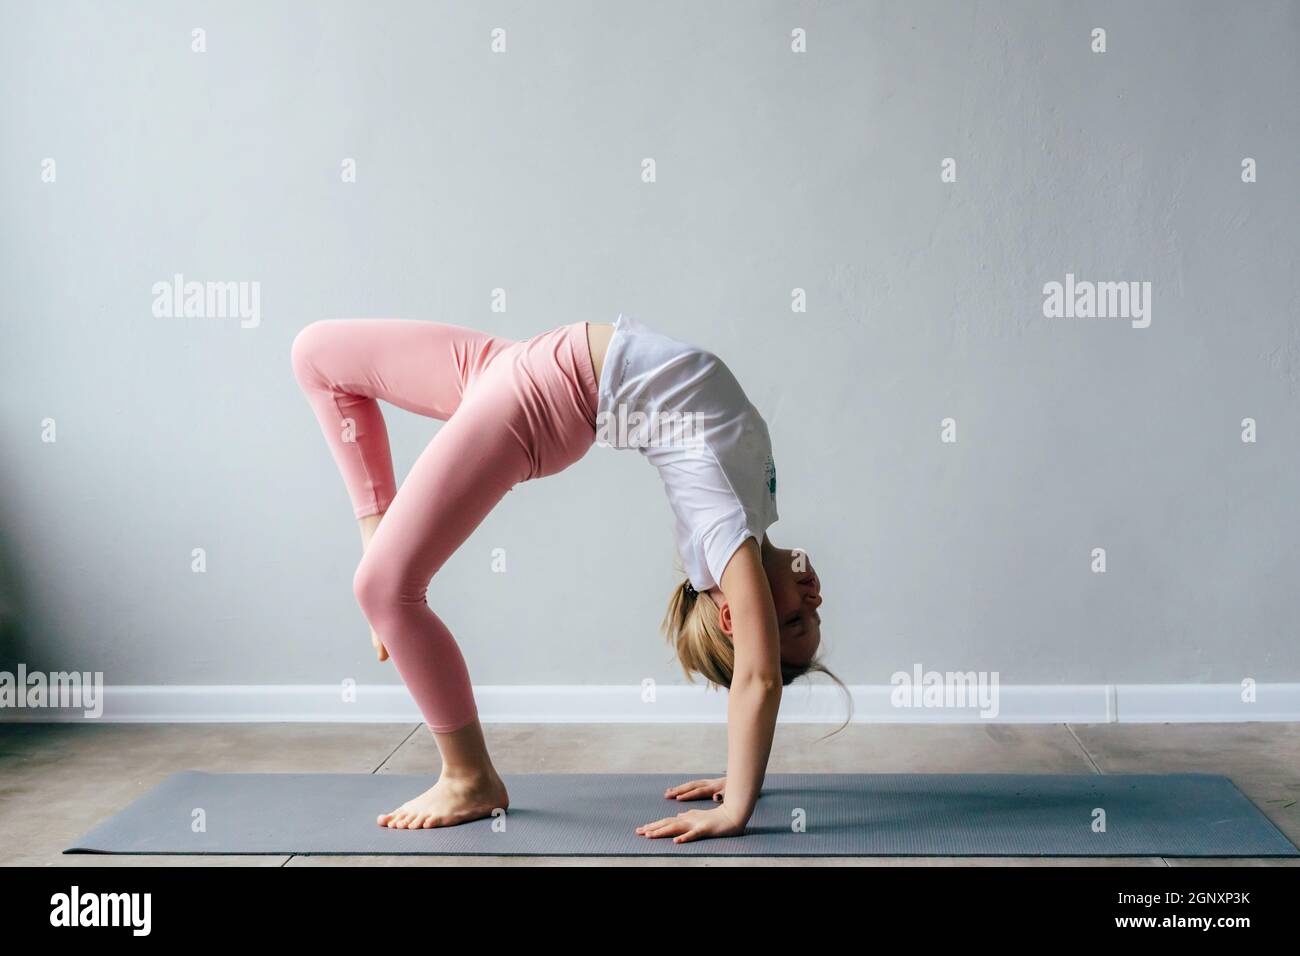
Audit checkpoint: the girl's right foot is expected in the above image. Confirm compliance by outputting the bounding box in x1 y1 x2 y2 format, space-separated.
377 772 509 829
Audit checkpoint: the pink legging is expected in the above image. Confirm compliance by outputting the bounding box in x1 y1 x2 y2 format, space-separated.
290 319 598 732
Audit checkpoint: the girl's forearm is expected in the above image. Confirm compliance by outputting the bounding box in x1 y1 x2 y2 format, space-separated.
712 538 784 826
356 511 390 662
358 512 384 551
721 674 781 822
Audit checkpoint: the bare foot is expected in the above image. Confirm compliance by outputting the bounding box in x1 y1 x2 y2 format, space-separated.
377 773 509 829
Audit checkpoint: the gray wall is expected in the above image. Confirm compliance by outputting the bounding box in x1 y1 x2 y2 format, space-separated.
2 0 1298 691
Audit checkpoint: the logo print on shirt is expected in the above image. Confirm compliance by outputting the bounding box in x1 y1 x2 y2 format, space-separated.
765 456 777 497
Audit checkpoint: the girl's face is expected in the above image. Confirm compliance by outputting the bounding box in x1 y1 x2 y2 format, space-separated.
767 552 822 666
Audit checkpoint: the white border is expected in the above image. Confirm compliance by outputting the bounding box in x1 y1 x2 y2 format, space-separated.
2 683 1297 723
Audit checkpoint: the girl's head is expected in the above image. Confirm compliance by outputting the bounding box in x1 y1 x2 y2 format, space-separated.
662 543 835 690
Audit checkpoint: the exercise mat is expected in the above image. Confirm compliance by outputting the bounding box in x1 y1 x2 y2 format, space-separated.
65 771 1300 857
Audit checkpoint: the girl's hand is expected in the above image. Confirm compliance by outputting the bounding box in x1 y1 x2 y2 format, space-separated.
371 627 389 662
636 805 745 844
664 777 726 802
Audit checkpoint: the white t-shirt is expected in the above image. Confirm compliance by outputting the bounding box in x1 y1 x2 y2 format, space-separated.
595 314 779 590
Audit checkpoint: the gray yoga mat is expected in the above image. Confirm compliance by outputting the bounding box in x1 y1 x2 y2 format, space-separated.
65 771 1299 857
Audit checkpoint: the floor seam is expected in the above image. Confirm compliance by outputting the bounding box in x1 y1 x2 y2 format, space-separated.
1065 723 1103 774
371 724 421 774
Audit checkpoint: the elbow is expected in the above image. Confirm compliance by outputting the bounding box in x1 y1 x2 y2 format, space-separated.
732 671 782 697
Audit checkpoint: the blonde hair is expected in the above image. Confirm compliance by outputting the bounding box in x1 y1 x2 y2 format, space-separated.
661 578 853 736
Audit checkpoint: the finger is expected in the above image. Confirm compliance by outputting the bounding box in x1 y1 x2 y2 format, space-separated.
644 822 687 839
674 787 713 801
639 818 688 839
664 779 708 797
673 827 702 844
656 812 700 833
635 817 673 834
636 816 682 834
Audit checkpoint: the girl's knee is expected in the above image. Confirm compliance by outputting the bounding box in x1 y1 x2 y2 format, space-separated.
290 320 336 388
353 551 426 625
352 553 393 620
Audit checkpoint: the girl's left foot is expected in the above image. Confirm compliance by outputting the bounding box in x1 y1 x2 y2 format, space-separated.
377 772 509 829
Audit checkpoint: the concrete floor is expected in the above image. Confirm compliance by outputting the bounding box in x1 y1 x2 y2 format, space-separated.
2 721 1297 866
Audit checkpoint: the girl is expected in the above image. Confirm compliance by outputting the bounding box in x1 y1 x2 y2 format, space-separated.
291 314 837 844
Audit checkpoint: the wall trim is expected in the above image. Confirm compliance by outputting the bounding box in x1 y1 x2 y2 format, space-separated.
2 683 1298 723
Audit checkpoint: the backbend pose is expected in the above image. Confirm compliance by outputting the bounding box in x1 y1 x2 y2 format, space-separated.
291 314 837 843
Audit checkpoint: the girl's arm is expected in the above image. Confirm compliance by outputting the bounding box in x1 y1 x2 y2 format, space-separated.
636 537 780 842
358 512 389 662
715 537 782 823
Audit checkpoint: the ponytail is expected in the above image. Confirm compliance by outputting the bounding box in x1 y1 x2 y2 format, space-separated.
662 576 853 738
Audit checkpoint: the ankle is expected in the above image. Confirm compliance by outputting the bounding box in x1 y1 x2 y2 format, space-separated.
438 766 500 788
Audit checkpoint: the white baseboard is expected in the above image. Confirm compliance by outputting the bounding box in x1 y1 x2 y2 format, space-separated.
2 682 1298 723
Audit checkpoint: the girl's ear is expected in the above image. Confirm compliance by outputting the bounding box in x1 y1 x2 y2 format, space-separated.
717 599 733 636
